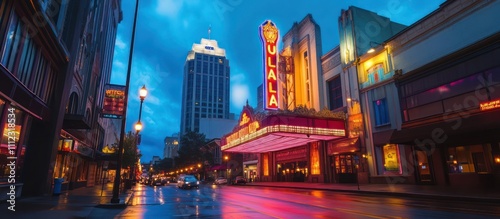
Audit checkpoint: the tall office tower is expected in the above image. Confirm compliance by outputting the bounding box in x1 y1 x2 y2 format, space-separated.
180 38 230 137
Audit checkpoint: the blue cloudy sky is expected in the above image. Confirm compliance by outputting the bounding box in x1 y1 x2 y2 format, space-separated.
110 0 445 162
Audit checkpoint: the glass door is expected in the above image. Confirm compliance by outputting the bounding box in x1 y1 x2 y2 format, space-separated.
335 154 357 183
415 150 434 184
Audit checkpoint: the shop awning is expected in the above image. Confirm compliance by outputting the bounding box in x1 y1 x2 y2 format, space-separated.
95 152 118 161
63 114 91 129
210 165 227 171
221 115 346 153
327 137 360 154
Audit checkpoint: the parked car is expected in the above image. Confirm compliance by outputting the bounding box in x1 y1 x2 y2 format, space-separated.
161 177 172 185
233 176 247 185
214 177 227 185
177 175 199 189
152 178 163 186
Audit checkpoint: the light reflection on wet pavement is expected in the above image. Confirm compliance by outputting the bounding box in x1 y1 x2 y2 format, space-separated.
86 183 500 219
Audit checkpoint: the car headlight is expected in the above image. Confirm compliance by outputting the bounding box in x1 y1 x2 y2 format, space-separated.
196 181 199 185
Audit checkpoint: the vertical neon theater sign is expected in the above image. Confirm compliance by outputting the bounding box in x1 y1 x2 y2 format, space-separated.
259 20 279 110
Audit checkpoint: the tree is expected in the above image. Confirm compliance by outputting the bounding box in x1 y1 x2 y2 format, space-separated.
154 157 174 172
175 131 206 168
122 131 142 169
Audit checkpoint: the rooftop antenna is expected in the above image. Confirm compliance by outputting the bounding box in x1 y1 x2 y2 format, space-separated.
208 24 211 39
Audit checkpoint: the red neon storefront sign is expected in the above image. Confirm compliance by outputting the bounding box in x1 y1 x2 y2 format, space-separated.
259 20 279 110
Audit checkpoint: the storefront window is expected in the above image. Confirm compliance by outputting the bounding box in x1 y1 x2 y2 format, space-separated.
0 105 24 183
68 155 78 181
54 137 75 182
15 116 30 183
77 160 88 181
382 144 400 173
54 154 64 178
447 145 490 173
310 142 320 175
54 153 72 181
335 155 356 174
277 161 308 182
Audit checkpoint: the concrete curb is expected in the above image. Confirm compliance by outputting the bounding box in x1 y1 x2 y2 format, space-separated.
245 184 500 204
125 189 135 205
95 190 135 209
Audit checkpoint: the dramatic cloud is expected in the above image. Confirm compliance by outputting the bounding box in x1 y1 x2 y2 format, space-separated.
111 0 445 162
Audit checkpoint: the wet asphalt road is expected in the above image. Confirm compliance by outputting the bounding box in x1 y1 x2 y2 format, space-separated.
88 183 500 218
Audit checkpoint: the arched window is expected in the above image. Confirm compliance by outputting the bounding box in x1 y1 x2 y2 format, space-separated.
66 92 78 114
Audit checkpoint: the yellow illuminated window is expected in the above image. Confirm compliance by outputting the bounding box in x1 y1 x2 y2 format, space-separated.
310 142 320 175
263 153 269 176
383 144 400 172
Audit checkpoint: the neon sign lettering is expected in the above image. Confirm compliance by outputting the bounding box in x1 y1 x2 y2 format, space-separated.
259 20 279 110
226 121 260 143
480 99 500 111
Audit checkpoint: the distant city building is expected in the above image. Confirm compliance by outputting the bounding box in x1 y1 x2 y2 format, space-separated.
199 117 237 139
151 156 161 166
256 84 264 112
180 38 231 137
164 133 179 159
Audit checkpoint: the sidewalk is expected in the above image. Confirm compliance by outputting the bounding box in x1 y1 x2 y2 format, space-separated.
245 181 500 203
0 182 134 219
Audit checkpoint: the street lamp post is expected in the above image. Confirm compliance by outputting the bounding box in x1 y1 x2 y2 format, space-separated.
111 0 140 204
224 155 229 183
130 85 147 184
197 163 201 181
130 121 142 183
138 85 147 119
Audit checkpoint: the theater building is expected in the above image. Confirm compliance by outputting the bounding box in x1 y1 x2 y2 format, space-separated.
221 105 346 183
221 16 349 183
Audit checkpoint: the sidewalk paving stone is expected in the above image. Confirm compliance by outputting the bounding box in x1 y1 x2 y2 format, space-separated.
0 182 134 219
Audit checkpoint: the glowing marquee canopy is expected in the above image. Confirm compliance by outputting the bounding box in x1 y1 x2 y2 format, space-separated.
259 20 279 110
221 114 346 153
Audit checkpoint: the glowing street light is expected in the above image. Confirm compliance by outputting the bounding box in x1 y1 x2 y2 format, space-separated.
134 121 143 133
